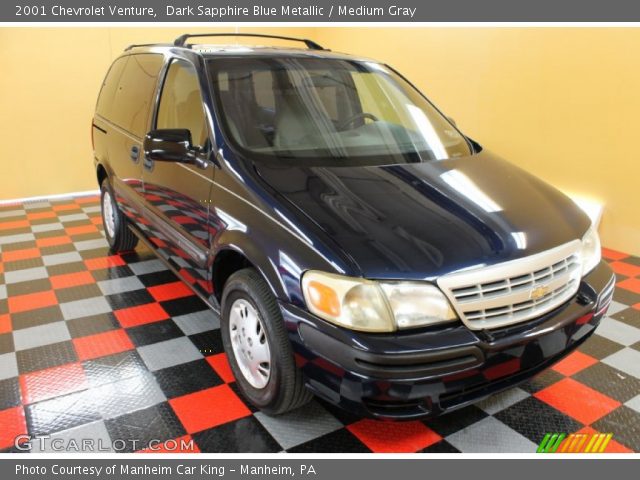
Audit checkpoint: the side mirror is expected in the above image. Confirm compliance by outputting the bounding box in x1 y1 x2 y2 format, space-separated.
143 129 196 163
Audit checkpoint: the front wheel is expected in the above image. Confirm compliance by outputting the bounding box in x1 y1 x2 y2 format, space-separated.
100 178 138 253
221 268 312 415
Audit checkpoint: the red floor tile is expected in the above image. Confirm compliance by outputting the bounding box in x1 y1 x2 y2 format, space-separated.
90 216 103 225
138 435 200 453
347 419 441 453
66 225 98 236
609 261 640 278
1 248 41 263
617 277 640 294
27 211 57 220
634 302 640 311
52 203 78 212
73 329 134 361
20 363 88 404
147 281 194 302
206 354 235 383
170 384 251 434
0 219 29 231
50 271 96 290
8 290 58 314
575 426 633 453
0 314 11 335
84 255 125 271
0 406 27 450
114 302 169 328
36 235 72 248
535 378 621 425
552 351 598 377
601 248 629 261
75 196 100 204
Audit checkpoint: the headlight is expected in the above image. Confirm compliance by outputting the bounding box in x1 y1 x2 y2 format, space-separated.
580 226 601 276
302 271 457 332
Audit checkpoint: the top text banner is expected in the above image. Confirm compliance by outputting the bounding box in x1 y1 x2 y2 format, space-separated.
6 0 640 22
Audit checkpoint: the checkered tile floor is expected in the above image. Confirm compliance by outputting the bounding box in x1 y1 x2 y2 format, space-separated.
0 194 639 453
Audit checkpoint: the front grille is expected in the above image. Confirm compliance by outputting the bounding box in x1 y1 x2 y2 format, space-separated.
438 240 582 330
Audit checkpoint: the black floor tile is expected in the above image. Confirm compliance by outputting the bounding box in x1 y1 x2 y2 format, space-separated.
105 289 154 310
10 305 64 330
54 284 103 304
25 390 101 436
188 329 224 356
194 416 280 453
0 333 15 355
572 362 640 403
82 350 149 388
592 406 640 452
16 341 78 374
126 319 184 347
0 377 22 410
420 439 461 453
7 278 52 297
104 402 186 452
495 396 583 444
161 296 208 317
153 359 223 399
66 313 120 338
424 405 488 437
611 307 640 328
578 334 627 360
519 368 565 394
288 428 369 453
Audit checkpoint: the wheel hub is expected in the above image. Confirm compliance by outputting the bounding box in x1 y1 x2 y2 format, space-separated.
102 190 116 238
229 299 271 389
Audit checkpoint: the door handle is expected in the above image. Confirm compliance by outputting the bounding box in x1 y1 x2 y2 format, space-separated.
130 145 140 162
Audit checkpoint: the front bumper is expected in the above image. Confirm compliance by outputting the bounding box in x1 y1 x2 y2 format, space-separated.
282 260 615 419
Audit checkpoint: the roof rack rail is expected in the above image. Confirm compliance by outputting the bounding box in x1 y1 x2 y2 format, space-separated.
173 33 325 51
124 43 172 51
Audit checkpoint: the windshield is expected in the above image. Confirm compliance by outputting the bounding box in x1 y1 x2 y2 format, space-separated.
207 57 472 166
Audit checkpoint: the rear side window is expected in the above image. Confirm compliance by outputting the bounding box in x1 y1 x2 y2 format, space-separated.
156 59 208 148
95 57 127 119
106 54 164 137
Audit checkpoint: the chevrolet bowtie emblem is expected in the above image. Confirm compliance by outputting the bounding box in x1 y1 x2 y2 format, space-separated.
530 284 550 300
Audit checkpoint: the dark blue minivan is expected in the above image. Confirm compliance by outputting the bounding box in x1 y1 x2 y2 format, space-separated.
93 34 615 419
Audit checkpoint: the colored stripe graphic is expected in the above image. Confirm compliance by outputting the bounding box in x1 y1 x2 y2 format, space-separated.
538 433 613 453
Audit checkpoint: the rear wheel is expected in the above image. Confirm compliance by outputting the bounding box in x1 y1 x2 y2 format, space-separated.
100 178 138 253
221 268 312 415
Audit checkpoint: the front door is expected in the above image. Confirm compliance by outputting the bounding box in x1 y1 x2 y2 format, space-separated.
141 58 214 298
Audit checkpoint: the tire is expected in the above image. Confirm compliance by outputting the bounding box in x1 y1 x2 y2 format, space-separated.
100 178 138 253
221 268 312 415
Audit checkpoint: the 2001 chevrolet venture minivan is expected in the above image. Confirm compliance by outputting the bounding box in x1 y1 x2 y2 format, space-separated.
92 33 615 419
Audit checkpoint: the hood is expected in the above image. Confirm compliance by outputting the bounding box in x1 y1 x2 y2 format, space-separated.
254 151 591 280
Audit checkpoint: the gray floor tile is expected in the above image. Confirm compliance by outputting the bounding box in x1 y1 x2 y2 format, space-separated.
13 322 71 351
24 201 51 210
607 301 629 315
137 337 203 371
603 348 640 379
626 395 640 414
30 420 114 453
0 233 35 246
75 238 109 251
446 416 538 453
596 317 640 346
0 353 18 381
4 266 48 284
91 374 166 420
98 277 144 296
82 206 102 214
31 223 63 233
60 297 112 321
42 251 83 267
255 401 342 450
173 310 220 336
0 284 6 300
129 259 167 276
58 213 89 223
0 210 24 218
476 388 530 415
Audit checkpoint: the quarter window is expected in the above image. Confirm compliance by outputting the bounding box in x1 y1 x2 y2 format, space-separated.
157 59 208 148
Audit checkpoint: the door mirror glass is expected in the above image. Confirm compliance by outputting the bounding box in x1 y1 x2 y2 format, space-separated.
143 129 195 163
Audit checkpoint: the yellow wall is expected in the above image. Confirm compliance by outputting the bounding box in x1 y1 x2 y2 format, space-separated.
0 27 638 254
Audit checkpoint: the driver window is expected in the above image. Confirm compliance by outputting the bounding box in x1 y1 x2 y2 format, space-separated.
157 59 208 148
